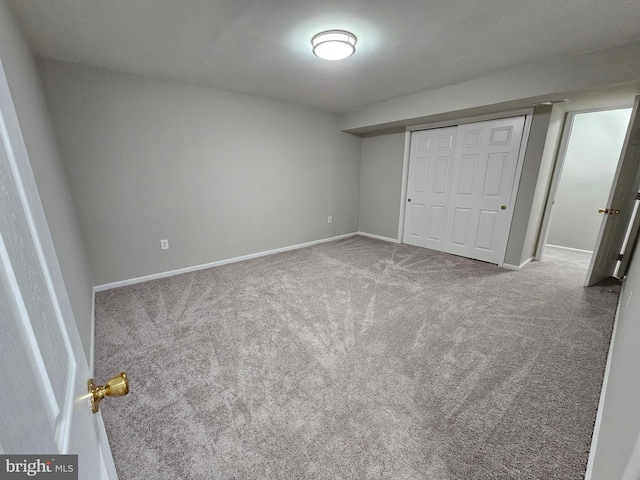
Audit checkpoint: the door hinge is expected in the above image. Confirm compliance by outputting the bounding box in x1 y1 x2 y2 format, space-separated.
636 191 640 201
618 253 624 262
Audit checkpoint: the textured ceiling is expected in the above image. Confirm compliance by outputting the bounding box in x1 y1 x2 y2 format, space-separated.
9 0 640 112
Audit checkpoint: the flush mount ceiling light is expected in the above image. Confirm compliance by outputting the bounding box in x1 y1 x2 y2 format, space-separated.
312 30 357 61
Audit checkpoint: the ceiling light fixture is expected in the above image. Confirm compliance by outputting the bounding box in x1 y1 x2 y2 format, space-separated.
312 30 357 61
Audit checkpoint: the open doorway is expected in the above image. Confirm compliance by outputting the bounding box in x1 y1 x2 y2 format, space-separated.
540 108 632 275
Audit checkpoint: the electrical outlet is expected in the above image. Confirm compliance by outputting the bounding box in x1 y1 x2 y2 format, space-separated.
160 239 169 250
328 216 333 224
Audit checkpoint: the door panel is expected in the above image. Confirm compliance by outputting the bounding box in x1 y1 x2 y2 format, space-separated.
0 126 66 430
484 154 506 196
463 130 482 148
0 257 58 453
490 126 513 145
451 208 472 245
403 127 456 249
429 206 445 241
476 210 498 250
409 204 424 236
433 157 449 193
586 96 640 286
413 157 428 192
443 116 525 264
458 155 477 195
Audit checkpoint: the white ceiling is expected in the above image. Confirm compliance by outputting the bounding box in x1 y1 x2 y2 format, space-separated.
8 0 640 113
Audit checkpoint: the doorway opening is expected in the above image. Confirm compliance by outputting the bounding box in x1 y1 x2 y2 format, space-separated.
539 107 633 279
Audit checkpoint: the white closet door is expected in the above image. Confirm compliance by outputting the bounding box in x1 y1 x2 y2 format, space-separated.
443 116 525 264
403 126 456 249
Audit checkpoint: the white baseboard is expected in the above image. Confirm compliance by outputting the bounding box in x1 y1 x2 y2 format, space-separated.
584 277 625 479
357 231 401 244
545 244 594 254
94 233 359 292
502 257 534 271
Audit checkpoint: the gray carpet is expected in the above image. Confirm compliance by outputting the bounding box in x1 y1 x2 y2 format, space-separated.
95 237 619 479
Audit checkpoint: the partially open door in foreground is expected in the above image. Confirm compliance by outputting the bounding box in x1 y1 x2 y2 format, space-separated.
0 60 118 478
586 96 640 286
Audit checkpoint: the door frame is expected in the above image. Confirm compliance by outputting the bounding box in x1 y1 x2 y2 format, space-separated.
535 105 635 263
398 108 534 267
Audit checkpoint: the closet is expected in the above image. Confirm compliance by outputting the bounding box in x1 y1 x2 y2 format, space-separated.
403 116 525 264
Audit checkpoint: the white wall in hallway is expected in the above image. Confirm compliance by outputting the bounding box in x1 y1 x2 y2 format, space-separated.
547 108 632 251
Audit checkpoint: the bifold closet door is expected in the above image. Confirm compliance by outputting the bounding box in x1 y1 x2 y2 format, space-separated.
404 116 525 264
403 126 457 250
443 116 525 264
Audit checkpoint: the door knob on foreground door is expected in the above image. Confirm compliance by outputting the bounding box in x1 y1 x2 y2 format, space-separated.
501 205 507 210
598 208 609 214
88 372 129 413
407 198 411 202
610 209 621 215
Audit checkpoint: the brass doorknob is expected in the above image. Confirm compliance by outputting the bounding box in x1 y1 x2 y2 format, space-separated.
610 209 621 215
598 208 609 214
88 372 129 413
501 205 507 210
407 198 411 202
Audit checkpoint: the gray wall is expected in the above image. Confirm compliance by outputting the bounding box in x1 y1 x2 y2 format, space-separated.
341 40 640 133
38 60 362 286
503 106 565 266
547 108 631 251
521 106 565 261
589 237 640 479
359 132 405 239
0 1 94 360
503 107 554 266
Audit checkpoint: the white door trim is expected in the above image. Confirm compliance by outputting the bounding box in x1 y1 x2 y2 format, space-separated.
405 108 534 133
496 114 532 267
397 129 412 242
534 110 573 261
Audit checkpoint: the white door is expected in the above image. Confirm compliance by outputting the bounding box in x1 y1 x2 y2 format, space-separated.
443 116 525 264
586 96 640 286
0 61 117 478
403 127 457 249
403 116 525 265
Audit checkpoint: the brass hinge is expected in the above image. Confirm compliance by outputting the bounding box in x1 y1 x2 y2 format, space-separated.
618 253 624 262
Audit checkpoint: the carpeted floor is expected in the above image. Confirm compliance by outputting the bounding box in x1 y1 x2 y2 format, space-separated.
95 237 619 479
